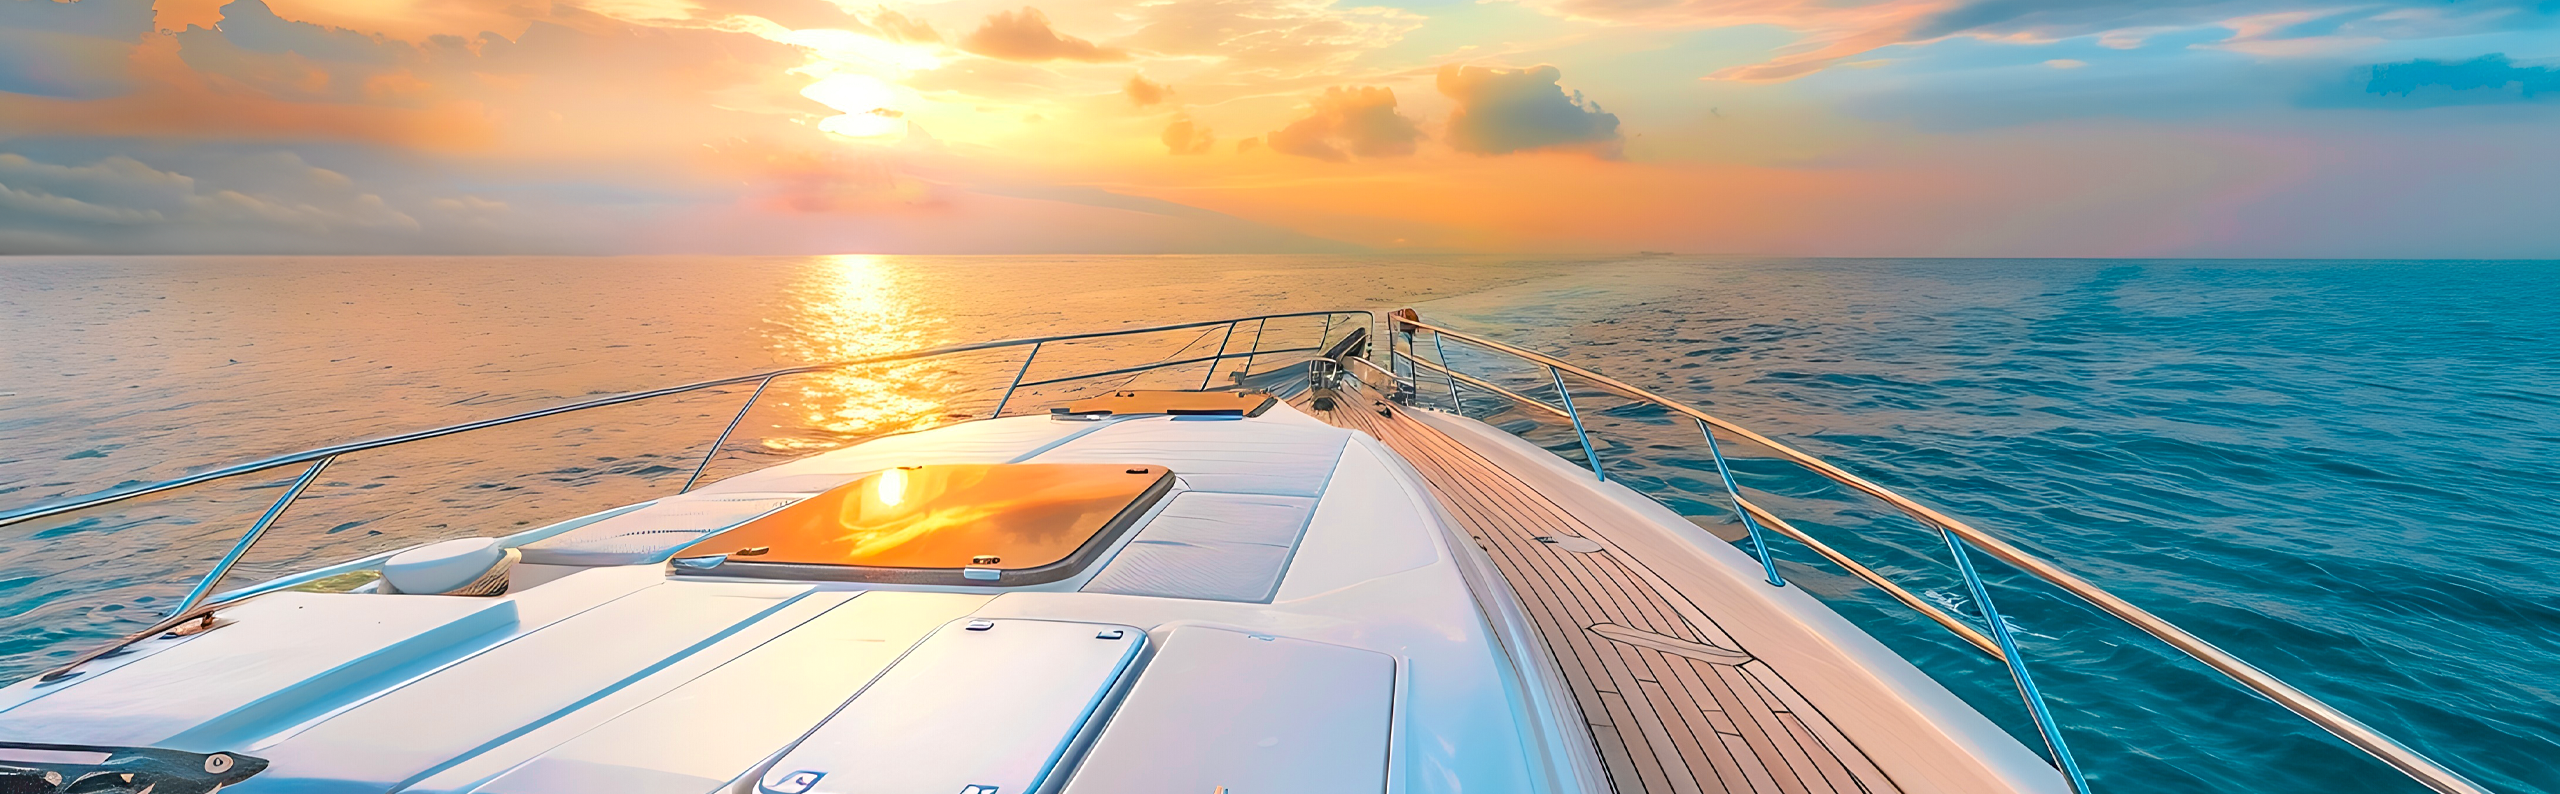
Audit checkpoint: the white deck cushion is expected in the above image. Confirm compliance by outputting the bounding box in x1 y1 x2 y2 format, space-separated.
465 592 991 794
1083 492 1321 602
0 593 516 747
249 583 809 789
517 495 798 566
1029 418 1349 496
686 416 1122 497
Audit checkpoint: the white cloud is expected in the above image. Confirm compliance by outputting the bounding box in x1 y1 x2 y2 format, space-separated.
0 182 166 225
1439 64 1622 157
188 189 422 233
0 150 456 252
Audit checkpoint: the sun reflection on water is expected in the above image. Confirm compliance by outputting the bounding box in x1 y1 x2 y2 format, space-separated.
764 255 952 451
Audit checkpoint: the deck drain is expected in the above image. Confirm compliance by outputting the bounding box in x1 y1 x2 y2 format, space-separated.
1533 535 1604 553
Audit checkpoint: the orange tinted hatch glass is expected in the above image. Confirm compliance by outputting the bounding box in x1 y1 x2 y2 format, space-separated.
674 463 1171 570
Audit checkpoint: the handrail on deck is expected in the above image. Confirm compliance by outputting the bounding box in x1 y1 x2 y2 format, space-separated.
0 310 1370 533
1380 312 2487 794
1 309 1369 682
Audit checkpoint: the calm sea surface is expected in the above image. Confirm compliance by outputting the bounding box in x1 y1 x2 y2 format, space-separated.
1 256 2553 793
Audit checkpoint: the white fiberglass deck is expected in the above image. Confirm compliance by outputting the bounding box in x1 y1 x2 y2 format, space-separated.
0 397 2055 794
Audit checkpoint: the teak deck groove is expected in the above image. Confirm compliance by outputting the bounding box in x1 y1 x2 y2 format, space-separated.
1298 390 1902 794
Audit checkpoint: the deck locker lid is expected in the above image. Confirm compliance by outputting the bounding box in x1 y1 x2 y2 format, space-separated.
1061 626 1394 794
755 618 1146 794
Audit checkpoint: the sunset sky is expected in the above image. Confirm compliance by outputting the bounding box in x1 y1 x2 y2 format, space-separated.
2 0 2555 256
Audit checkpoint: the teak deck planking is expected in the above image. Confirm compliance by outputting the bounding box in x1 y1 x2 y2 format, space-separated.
1295 390 1903 794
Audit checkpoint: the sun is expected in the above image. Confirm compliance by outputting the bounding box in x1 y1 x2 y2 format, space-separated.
801 73 908 139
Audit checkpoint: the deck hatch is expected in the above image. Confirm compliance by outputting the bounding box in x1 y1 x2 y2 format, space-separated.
1061 627 1392 794
671 463 1173 586
754 618 1146 794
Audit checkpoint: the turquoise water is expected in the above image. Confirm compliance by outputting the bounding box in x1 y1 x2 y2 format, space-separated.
1 256 2553 792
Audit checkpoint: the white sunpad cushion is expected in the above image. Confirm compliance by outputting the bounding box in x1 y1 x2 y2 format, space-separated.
517 495 799 566
1030 420 1350 497
1083 492 1321 603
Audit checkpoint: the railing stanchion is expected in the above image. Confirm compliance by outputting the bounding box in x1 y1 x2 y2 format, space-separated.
1242 318 1267 377
1389 317 1410 382
170 455 335 619
1942 530 2092 794
994 342 1041 418
1201 322 1237 389
1431 331 1467 413
1699 418 1786 588
1548 365 1605 480
682 375 776 494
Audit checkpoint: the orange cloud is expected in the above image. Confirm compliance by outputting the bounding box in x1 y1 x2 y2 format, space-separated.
1112 118 2346 256
1125 74 1168 106
866 7 941 44
1161 119 1214 154
0 35 497 150
1114 0 1422 79
1266 86 1421 162
7 1 850 168
959 7 1126 63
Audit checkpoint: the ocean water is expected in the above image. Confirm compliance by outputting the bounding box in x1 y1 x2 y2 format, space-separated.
1 256 2553 793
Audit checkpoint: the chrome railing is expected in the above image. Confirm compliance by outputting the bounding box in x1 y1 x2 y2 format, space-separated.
1377 312 2487 794
0 310 1369 681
